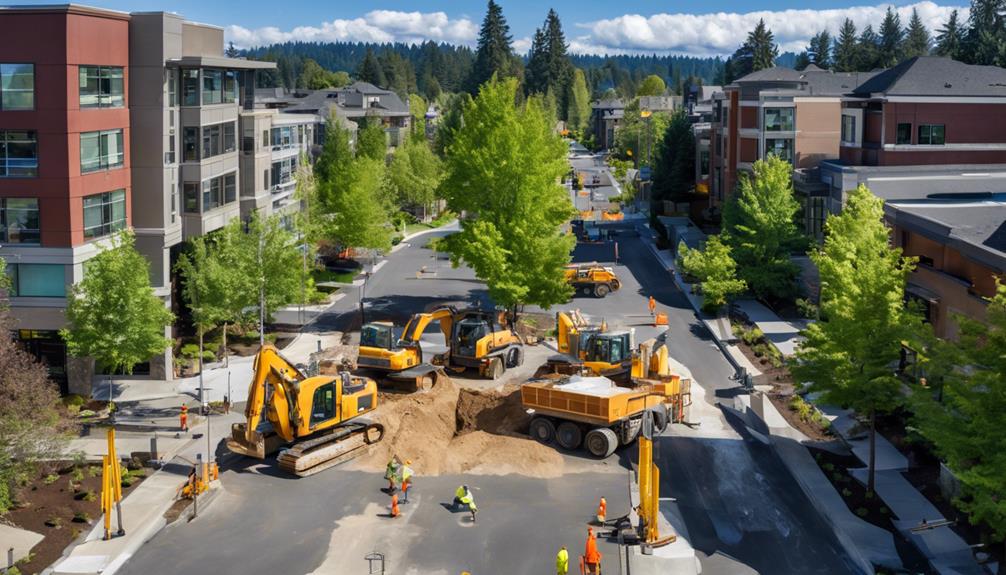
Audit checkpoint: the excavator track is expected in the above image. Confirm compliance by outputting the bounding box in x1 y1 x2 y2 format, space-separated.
276 420 384 478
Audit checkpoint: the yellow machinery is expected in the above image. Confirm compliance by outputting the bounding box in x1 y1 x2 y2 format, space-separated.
549 311 674 382
565 263 621 298
521 372 689 457
227 345 384 477
637 413 675 547
356 310 451 390
446 307 524 379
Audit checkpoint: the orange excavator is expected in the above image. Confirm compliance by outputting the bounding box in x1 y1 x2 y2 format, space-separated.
227 345 384 477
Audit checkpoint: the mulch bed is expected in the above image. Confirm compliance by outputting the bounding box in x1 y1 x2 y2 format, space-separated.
2 461 147 575
225 333 297 357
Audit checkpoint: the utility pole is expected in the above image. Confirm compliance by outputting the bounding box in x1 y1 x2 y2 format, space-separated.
258 223 265 350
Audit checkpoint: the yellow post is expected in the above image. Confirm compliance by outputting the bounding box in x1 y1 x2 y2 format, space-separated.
649 465 660 542
104 428 125 537
638 436 652 528
101 454 111 540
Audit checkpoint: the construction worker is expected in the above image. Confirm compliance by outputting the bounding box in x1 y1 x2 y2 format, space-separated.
179 404 189 432
222 395 231 414
584 526 602 574
390 492 400 518
596 496 607 525
385 456 401 492
453 485 468 510
401 460 414 503
454 485 477 520
648 296 656 317
556 546 569 575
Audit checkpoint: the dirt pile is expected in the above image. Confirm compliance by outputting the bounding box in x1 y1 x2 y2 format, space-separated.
352 377 565 477
312 332 359 373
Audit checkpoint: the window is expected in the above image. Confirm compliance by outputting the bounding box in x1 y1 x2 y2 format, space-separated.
79 66 124 108
764 107 794 132
167 131 175 164
170 186 177 224
1 198 39 244
310 382 335 426
182 69 199 106
202 70 223 105
262 130 268 150
1 64 34 110
83 189 126 239
183 182 199 213
224 123 236 153
765 138 794 163
263 169 269 190
80 130 123 173
224 173 236 204
896 123 912 145
271 157 296 189
7 264 65 297
918 124 946 145
183 127 199 162
201 172 237 211
841 115 856 143
0 130 38 177
200 122 237 159
223 70 238 104
271 126 298 149
167 69 177 107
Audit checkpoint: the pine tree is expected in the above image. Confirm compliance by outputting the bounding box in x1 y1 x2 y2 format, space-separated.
525 10 572 118
357 48 387 87
857 25 881 70
525 27 549 94
467 0 515 94
748 19 780 71
225 41 239 58
963 0 1006 66
833 19 860 72
794 52 811 71
935 9 964 59
903 8 932 59
809 30 832 69
878 7 904 68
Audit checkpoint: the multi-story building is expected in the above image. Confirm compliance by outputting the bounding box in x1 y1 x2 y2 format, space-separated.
0 5 132 392
590 98 624 150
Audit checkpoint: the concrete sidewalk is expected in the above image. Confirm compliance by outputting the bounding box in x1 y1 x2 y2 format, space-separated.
733 299 804 357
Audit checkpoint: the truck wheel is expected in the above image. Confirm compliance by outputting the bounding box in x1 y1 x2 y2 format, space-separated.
594 284 610 298
585 428 619 458
487 357 504 380
556 421 583 450
506 347 523 368
611 279 621 291
529 417 556 444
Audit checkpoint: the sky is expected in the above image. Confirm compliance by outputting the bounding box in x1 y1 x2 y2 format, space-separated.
18 0 970 56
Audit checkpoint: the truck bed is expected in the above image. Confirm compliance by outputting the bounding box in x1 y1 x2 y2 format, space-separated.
521 374 682 427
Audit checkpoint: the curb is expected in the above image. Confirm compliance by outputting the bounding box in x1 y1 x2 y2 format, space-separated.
390 219 458 253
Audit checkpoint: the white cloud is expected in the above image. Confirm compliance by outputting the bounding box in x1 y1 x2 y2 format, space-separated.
574 1 968 56
226 10 478 48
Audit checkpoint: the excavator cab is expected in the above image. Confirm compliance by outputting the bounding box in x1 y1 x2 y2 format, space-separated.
360 322 396 350
587 332 632 365
456 317 490 357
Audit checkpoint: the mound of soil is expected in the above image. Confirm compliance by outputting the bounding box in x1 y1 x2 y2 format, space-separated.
352 376 565 478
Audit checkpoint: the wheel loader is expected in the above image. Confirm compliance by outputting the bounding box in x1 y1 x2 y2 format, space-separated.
227 345 384 477
565 263 621 298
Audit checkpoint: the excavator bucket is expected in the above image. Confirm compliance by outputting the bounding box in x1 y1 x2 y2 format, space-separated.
226 423 284 460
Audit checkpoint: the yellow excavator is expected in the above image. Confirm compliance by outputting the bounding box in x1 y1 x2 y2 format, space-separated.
547 311 672 381
227 345 384 477
358 306 523 381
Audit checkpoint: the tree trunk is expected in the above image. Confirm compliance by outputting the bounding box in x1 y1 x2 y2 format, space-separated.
868 409 877 495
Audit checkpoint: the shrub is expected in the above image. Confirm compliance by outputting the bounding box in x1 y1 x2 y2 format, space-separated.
63 394 87 408
179 343 201 359
880 507 890 515
821 462 835 472
43 473 59 485
71 467 84 482
45 515 64 528
741 327 765 347
855 507 868 517
78 409 96 418
796 297 818 319
72 511 91 523
842 488 853 497
789 396 813 422
832 472 844 482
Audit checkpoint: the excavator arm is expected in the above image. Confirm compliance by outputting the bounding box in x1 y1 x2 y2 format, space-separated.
401 305 456 345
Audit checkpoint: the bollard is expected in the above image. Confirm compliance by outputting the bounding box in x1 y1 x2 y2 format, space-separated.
150 435 158 464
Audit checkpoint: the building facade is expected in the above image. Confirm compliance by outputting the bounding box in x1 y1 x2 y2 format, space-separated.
590 98 624 151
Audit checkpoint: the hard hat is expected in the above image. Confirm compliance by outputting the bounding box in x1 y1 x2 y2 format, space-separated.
406 460 412 465
463 484 469 491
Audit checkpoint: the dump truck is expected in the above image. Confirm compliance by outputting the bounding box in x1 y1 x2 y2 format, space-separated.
564 263 621 298
521 372 690 457
545 311 672 382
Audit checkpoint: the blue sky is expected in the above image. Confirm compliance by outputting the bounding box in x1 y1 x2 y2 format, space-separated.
16 0 969 55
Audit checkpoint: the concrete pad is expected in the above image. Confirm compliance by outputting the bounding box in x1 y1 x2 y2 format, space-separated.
0 524 43 567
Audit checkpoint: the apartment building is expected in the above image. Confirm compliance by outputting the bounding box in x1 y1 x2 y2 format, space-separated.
0 5 131 392
590 98 624 150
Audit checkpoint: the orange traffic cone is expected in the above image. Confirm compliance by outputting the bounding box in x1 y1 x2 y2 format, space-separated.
596 496 607 524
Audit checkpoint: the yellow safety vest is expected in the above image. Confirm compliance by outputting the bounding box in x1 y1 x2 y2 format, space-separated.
556 548 569 573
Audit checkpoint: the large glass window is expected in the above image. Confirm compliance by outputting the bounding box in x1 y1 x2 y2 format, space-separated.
224 173 236 204
223 70 238 104
0 130 38 177
201 172 237 212
167 69 177 107
202 69 223 105
79 66 124 108
200 122 237 159
763 107 794 132
896 123 912 145
0 63 34 110
841 115 856 144
1 198 39 244
183 127 199 162
918 124 946 145
182 69 199 106
271 157 297 189
183 182 199 213
765 138 794 163
271 126 298 149
7 264 65 297
80 129 123 173
83 189 126 239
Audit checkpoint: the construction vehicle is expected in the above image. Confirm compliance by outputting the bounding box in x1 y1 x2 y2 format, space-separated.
565 263 621 298
547 311 671 382
355 319 446 391
227 345 384 477
441 307 524 379
521 371 689 457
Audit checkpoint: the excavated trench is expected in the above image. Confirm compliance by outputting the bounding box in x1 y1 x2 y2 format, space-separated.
350 376 567 477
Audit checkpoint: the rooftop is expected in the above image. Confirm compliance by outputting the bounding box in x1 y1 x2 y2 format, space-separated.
820 161 1006 202
732 66 881 97
886 196 1006 271
0 3 130 19
592 98 624 110
852 56 1006 98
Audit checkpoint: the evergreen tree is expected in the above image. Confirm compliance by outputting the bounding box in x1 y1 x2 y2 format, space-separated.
356 117 387 161
857 25 881 70
833 19 860 72
467 0 515 94
651 111 695 204
566 68 592 136
963 0 1006 66
357 48 387 87
878 7 904 67
226 41 239 58
525 27 549 95
808 30 832 69
748 19 780 71
903 8 932 59
935 9 965 60
794 52 811 71
525 10 572 118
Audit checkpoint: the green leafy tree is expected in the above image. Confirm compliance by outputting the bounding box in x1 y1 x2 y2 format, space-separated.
833 19 860 72
408 93 428 138
808 30 832 68
857 25 881 71
467 0 516 93
793 185 924 493
386 138 444 219
62 232 174 375
434 92 473 157
298 58 346 89
441 77 574 312
677 237 747 313
912 282 1006 555
637 74 667 96
357 48 387 87
566 68 592 136
239 214 309 321
722 155 804 301
314 117 355 189
614 100 672 165
175 236 227 371
651 110 695 204
903 8 932 59
878 7 904 68
935 9 964 59
356 117 387 161
320 156 392 251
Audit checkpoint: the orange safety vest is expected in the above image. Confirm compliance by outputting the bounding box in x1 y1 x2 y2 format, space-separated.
585 533 602 564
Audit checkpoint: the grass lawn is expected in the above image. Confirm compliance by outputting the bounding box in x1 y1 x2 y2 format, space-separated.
312 267 359 284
